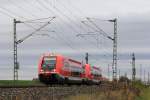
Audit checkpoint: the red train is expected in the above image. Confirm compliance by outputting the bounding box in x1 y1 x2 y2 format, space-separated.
38 53 106 84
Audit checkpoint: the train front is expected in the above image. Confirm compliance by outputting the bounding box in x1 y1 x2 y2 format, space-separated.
38 54 61 83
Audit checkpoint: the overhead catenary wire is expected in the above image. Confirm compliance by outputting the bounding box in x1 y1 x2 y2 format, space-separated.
52 0 103 45
0 6 26 20
47 0 94 36
22 17 55 23
36 0 91 38
0 0 113 57
0 5 86 67
0 0 56 28
86 18 113 40
0 8 15 18
0 7 56 36
0 0 113 65
7 0 111 57
0 0 116 80
80 21 113 55
0 5 50 28
7 0 39 18
16 17 56 44
65 0 87 17
0 3 57 33
23 0 49 15
83 19 114 60
20 16 56 31
35 0 96 51
37 0 110 55
58 2 110 57
36 0 82 32
61 0 113 63
0 1 85 56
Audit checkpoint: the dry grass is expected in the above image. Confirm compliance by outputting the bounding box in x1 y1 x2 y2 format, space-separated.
61 89 137 100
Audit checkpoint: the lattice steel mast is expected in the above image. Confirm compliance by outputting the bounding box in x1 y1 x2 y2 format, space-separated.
132 53 136 81
13 19 21 80
111 18 117 80
77 18 118 80
13 17 55 81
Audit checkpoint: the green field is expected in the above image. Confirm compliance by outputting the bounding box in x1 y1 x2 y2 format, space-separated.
0 80 43 86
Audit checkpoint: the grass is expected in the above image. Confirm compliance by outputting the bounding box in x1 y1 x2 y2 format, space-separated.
62 89 136 100
135 86 150 100
62 81 147 100
1 80 150 100
0 80 43 86
132 80 150 100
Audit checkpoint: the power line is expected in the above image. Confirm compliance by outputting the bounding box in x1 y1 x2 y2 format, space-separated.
37 0 91 37
44 25 86 57
13 0 88 54
65 0 87 16
36 0 102 51
0 3 56 31
23 0 49 15
0 6 26 20
7 0 39 18
20 17 56 31
0 8 15 18
1 0 112 64
81 19 114 57
52 0 87 30
17 17 56 44
13 17 55 80
22 17 55 22
79 21 113 55
86 18 113 40
59 0 114 62
46 1 99 50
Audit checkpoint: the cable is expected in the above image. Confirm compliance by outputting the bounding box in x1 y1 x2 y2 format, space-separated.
17 17 56 44
80 21 113 54
62 0 113 62
0 8 14 18
0 0 85 55
65 0 87 16
37 0 104 53
86 18 113 40
0 0 111 62
38 0 112 59
0 6 26 20
20 16 56 31
7 0 39 18
65 2 113 63
0 3 57 34
41 25 85 57
22 17 55 22
51 0 92 37
40 0 111 57
47 0 90 33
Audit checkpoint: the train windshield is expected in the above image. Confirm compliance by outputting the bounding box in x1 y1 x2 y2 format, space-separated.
42 57 56 70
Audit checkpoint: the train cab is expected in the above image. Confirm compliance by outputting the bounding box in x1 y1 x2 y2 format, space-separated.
38 53 85 84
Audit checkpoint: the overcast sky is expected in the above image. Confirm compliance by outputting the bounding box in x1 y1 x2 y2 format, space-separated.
0 0 150 80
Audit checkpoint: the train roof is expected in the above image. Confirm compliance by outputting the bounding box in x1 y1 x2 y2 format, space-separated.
42 52 82 64
91 65 101 70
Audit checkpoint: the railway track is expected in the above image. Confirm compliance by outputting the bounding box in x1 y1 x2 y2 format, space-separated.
0 83 112 88
0 83 113 100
